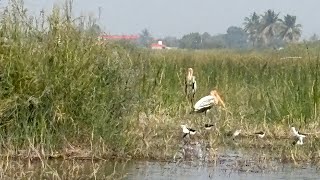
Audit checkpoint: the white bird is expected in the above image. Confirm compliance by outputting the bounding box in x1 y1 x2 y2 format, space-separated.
229 129 242 141
233 129 242 137
181 125 196 138
193 90 226 115
296 137 304 145
291 127 306 145
254 131 265 138
185 68 197 105
291 127 306 138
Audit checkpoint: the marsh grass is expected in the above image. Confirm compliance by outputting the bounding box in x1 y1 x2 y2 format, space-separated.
0 1 320 178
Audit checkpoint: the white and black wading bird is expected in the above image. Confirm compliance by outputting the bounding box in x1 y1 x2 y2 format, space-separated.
181 125 197 138
204 124 215 130
185 68 197 105
254 131 265 138
193 90 226 115
291 127 307 145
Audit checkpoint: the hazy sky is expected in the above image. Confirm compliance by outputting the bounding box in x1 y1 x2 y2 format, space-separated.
2 0 319 38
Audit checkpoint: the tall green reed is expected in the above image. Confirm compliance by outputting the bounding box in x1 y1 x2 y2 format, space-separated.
0 1 143 152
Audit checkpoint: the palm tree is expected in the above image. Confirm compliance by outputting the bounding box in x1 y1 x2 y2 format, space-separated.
279 15 302 42
260 10 280 45
243 12 260 47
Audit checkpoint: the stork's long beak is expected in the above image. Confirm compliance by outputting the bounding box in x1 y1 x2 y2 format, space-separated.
216 93 226 108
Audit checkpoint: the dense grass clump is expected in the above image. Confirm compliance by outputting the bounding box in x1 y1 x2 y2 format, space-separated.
0 2 144 155
0 1 320 165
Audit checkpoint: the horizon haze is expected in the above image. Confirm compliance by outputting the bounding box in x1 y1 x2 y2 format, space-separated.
1 0 319 39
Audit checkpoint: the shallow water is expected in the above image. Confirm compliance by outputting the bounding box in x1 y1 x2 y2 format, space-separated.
16 148 319 180
125 161 319 180
3 145 319 179
124 146 319 180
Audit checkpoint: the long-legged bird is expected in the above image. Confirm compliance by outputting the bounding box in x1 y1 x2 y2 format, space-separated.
185 68 197 106
193 90 226 115
291 127 307 145
181 124 197 138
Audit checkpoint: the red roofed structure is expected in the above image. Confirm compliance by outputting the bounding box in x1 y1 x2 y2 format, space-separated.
99 34 140 40
151 40 167 49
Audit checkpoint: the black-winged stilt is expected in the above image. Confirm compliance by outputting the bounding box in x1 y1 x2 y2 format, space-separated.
181 125 197 138
254 131 265 138
204 124 214 130
291 127 306 145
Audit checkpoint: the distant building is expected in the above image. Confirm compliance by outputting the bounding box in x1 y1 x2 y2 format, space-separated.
99 34 140 41
151 40 167 49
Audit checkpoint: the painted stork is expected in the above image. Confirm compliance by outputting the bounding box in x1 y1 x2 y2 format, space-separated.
193 90 225 115
185 68 197 105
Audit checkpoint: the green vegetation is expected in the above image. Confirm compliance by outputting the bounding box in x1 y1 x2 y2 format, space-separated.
0 1 320 170
244 10 302 47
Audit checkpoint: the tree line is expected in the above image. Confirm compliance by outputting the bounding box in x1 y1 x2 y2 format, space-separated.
138 9 304 49
244 10 302 47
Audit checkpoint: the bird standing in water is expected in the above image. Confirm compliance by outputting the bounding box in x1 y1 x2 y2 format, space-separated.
193 90 226 115
185 68 197 106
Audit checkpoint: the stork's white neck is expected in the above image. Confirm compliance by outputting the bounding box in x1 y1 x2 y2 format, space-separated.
187 71 193 81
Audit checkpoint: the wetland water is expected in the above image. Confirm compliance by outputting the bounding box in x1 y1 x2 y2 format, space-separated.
124 148 319 180
125 161 318 180
16 148 319 179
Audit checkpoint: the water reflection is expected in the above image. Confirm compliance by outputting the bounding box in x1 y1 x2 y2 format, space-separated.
126 160 319 180
3 148 319 179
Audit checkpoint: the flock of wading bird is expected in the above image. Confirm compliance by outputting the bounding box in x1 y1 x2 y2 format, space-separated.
181 68 308 145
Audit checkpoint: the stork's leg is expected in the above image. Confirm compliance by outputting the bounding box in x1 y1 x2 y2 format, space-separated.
205 109 212 123
191 92 195 105
201 110 206 123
